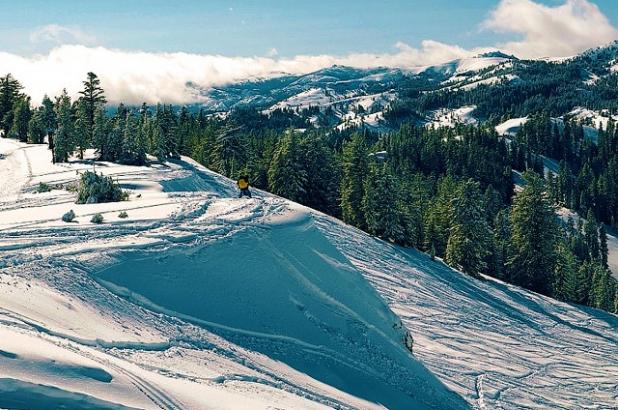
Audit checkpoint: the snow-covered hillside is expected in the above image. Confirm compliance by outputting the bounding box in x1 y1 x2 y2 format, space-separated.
0 137 465 409
1 137 617 409
426 106 478 129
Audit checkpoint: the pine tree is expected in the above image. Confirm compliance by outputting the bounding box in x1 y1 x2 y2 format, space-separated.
424 176 457 257
362 163 404 242
299 132 340 215
340 133 369 229
53 90 75 163
553 240 577 302
492 209 511 279
120 111 143 165
109 105 128 162
584 210 600 261
268 130 306 202
40 95 57 149
599 224 609 269
93 107 111 160
573 262 593 305
27 109 46 144
0 74 23 133
77 72 106 159
399 174 431 248
9 96 31 142
589 264 611 311
445 180 492 277
211 126 246 176
508 172 558 295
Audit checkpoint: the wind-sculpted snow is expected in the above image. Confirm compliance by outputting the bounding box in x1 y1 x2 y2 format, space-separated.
93 204 463 409
0 138 466 409
314 216 618 409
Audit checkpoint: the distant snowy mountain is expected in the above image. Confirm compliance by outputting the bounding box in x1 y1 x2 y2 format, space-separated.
184 42 618 134
194 66 407 112
1 137 617 409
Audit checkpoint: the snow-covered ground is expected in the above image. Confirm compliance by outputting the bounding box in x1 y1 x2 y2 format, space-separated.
426 106 477 128
495 117 529 137
1 137 617 409
0 137 465 409
316 217 618 410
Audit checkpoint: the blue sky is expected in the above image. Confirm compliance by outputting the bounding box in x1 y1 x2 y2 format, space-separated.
0 0 616 56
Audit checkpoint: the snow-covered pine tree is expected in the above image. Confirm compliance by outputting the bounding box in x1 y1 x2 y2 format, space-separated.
121 110 142 165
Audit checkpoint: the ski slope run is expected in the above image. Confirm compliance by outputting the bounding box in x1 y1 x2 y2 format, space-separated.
1 137 617 409
0 138 465 409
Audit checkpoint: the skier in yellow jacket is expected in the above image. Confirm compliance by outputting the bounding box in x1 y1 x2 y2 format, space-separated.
237 175 252 198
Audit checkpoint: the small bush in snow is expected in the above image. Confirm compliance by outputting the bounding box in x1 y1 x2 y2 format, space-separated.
36 182 52 193
118 211 128 219
76 171 128 204
62 210 76 223
91 213 104 224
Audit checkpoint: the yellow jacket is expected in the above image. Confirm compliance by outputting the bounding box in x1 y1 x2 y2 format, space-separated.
237 179 249 189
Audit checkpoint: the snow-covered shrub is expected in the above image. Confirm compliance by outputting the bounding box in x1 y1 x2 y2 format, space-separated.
36 182 52 193
62 210 76 222
91 213 104 224
118 211 128 219
76 171 128 204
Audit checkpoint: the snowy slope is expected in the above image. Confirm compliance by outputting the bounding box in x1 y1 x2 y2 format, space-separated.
315 217 618 410
2 137 617 409
426 106 477 128
0 137 466 410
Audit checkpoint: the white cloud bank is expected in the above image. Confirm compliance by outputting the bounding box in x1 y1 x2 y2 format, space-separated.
0 0 616 105
482 0 618 58
0 41 480 105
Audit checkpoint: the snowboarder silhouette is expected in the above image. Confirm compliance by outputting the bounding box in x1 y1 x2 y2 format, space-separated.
237 175 252 198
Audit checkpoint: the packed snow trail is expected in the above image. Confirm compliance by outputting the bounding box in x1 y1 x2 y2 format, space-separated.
315 215 618 409
0 138 467 409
